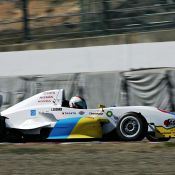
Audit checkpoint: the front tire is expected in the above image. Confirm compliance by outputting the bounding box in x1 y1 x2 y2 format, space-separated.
146 132 170 142
116 113 147 141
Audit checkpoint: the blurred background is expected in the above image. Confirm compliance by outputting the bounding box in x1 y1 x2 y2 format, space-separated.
0 0 174 45
0 0 175 111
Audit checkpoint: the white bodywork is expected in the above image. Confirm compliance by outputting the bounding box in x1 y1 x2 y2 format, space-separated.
1 89 175 138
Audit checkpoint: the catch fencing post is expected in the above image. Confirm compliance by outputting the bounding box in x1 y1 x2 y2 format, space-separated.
102 0 111 33
22 0 30 40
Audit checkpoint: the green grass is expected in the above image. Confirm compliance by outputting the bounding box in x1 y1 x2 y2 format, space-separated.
164 142 175 147
8 148 49 154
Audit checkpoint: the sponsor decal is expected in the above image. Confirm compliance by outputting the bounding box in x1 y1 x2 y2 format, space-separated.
79 111 85 115
89 112 103 115
40 96 53 99
62 112 77 115
164 119 175 127
31 110 36 116
51 108 62 111
38 100 52 103
106 111 113 117
44 91 56 95
38 95 54 103
113 116 119 121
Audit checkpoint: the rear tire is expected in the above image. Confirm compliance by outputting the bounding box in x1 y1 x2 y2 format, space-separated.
0 116 6 141
116 112 147 141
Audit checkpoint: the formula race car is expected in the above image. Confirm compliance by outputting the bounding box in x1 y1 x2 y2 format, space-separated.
0 89 175 142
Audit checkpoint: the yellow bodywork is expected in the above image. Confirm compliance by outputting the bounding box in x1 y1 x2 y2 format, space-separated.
155 126 175 138
68 117 109 139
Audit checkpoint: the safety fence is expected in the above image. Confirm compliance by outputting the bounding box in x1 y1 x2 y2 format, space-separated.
0 0 174 45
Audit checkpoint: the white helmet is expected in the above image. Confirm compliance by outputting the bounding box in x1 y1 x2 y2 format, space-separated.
69 96 87 109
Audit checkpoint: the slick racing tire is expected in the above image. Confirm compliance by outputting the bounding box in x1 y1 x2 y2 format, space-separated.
146 132 170 142
0 116 6 141
116 113 147 141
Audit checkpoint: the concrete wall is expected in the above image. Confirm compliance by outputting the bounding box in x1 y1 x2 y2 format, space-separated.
0 41 174 76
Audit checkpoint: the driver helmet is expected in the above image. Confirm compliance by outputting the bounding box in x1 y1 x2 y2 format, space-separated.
69 96 87 109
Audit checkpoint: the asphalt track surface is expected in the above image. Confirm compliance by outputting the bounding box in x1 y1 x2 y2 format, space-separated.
0 140 175 175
